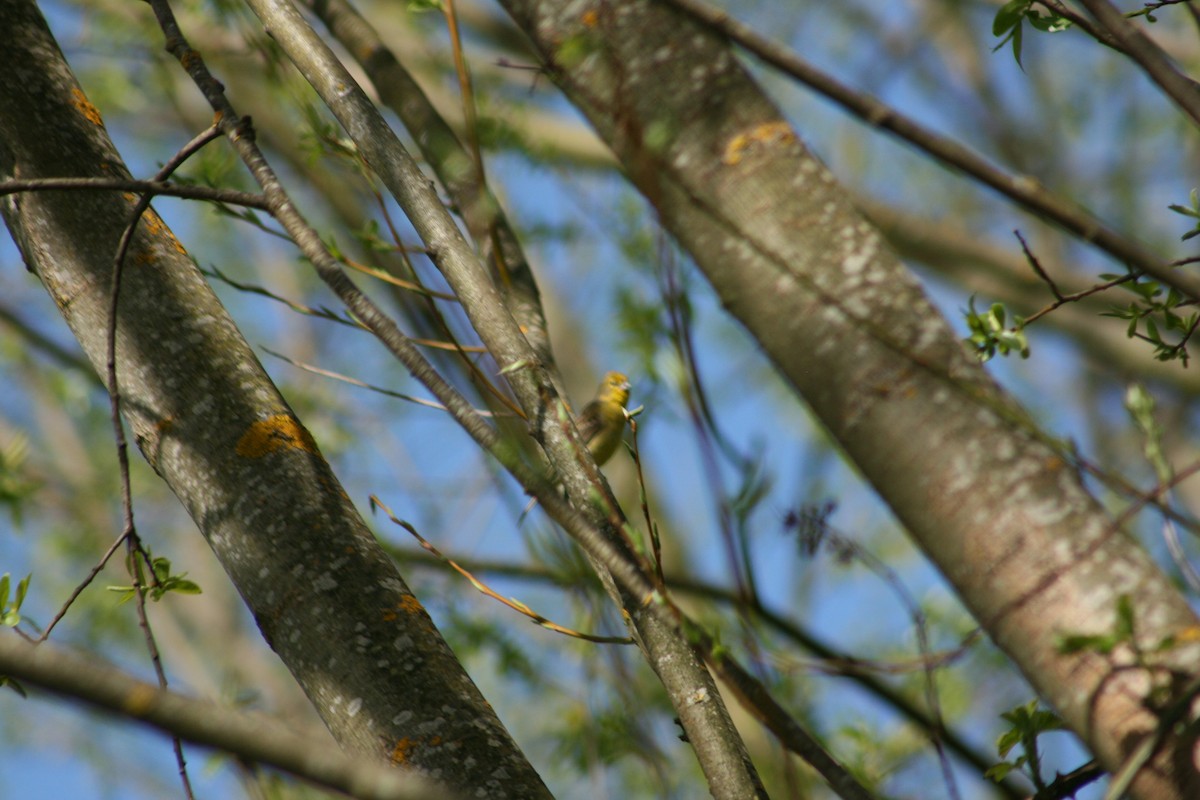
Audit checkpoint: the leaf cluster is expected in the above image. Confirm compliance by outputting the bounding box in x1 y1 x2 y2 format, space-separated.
107 553 201 605
992 1 1071 70
965 297 1030 361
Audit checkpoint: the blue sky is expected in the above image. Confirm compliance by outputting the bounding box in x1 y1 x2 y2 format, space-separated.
3 1 1195 797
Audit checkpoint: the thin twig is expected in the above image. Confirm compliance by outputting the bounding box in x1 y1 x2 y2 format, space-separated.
102 122 222 800
1015 230 1063 301
36 533 128 642
371 496 633 644
813 527 962 800
261 346 496 414
627 416 665 587
1024 272 1139 326
0 177 267 209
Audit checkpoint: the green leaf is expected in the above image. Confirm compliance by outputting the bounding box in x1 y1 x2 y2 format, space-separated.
993 0 1032 35
165 578 202 596
14 575 29 609
985 761 1019 782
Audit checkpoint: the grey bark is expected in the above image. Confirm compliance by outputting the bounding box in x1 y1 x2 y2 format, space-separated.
0 3 550 797
494 1 1200 797
243 1 766 796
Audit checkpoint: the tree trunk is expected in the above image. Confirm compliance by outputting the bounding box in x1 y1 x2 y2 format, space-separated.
0 3 549 797
495 1 1200 797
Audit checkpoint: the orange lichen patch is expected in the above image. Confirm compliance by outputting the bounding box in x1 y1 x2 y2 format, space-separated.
390 737 416 765
235 414 318 458
397 595 425 615
71 87 104 127
1175 625 1200 643
123 684 157 717
389 735 443 766
383 596 425 622
141 209 188 255
582 8 599 27
141 209 167 235
181 49 203 72
722 121 795 165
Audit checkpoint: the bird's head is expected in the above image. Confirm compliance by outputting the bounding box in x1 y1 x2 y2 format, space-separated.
599 371 631 407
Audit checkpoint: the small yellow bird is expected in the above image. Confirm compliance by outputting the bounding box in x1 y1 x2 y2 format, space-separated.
574 371 631 466
521 371 630 519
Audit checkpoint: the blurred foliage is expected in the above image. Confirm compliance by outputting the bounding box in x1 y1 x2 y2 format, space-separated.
4 0 1200 798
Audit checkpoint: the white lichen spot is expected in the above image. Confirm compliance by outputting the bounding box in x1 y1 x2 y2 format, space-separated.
1051 536 1073 564
313 573 337 592
392 710 413 725
346 697 362 717
686 687 709 706
842 250 870 276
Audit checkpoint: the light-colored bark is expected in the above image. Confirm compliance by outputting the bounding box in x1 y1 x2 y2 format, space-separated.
0 3 550 796
494 1 1200 796
245 1 767 795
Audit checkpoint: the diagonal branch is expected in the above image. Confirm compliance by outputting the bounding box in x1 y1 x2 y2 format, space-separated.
1075 0 1200 127
656 0 1200 300
231 1 770 796
0 634 453 800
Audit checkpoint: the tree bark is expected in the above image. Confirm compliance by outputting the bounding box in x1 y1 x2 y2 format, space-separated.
243 2 766 796
495 1 1200 797
0 3 550 797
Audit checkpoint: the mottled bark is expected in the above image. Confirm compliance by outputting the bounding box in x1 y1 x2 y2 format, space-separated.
0 3 549 797
495 1 1200 797
244 1 766 796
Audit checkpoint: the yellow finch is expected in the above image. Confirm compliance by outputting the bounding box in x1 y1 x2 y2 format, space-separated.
574 371 631 466
521 371 630 519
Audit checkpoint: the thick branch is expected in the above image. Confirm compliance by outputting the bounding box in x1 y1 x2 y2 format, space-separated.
493 1 1200 797
0 3 548 795
657 0 1200 301
238 1 766 795
1076 0 1200 127
0 634 451 800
